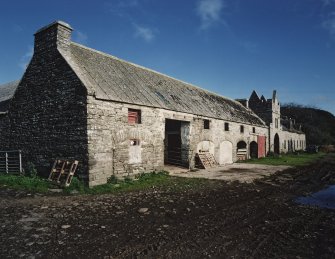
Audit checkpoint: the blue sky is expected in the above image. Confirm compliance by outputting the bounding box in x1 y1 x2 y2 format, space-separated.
0 0 334 115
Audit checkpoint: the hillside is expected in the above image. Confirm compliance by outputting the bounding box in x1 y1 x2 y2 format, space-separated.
281 104 335 145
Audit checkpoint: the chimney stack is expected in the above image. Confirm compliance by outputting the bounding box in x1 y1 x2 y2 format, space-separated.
34 21 73 54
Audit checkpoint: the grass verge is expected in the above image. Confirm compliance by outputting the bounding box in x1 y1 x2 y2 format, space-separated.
243 152 327 166
4 153 326 194
65 171 212 195
0 171 213 195
0 174 51 193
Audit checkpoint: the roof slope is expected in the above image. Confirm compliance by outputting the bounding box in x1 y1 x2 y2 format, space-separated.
67 43 265 126
0 80 19 112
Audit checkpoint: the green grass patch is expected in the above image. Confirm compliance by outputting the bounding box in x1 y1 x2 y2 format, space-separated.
243 152 327 166
64 171 212 195
0 174 52 193
0 170 212 195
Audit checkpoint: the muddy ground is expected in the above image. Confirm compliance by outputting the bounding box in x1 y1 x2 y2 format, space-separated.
1 155 335 259
169 163 291 183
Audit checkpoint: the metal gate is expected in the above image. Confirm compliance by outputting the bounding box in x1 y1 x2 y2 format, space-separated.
0 150 23 174
165 147 192 168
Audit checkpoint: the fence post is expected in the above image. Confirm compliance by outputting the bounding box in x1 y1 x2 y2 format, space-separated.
5 152 8 174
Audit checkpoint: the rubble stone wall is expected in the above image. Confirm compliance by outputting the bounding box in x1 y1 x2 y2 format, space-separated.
0 114 9 150
87 96 269 186
7 49 89 178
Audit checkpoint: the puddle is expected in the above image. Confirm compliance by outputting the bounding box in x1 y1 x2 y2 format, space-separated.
296 185 335 209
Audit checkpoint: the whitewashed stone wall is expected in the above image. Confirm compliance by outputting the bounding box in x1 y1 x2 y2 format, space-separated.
269 120 306 153
87 96 165 186
85 90 305 186
279 131 306 153
87 96 269 186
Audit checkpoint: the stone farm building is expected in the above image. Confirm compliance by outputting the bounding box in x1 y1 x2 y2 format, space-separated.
0 21 305 186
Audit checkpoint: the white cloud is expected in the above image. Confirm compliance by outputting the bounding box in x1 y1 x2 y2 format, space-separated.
19 46 33 70
74 31 88 44
196 0 225 30
133 24 155 42
322 12 335 38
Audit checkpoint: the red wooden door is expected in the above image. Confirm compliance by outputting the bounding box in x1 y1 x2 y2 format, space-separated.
257 136 266 158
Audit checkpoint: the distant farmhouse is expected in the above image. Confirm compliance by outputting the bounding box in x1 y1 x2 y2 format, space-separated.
0 21 305 186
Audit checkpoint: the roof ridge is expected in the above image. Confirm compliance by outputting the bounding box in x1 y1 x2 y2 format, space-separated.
70 42 245 108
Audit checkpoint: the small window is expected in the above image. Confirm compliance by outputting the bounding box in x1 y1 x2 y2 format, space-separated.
252 127 256 133
240 125 244 133
224 122 229 131
130 139 140 146
204 119 210 129
128 108 141 124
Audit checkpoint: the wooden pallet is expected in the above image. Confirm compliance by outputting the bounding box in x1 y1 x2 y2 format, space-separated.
236 148 247 161
196 151 218 169
48 159 79 187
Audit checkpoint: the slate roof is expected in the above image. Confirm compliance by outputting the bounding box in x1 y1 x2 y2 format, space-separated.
0 80 19 112
66 42 266 126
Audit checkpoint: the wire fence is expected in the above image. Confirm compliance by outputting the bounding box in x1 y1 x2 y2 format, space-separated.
0 150 23 174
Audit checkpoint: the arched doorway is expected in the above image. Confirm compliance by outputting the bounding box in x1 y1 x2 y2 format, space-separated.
274 134 280 154
196 140 215 168
237 141 247 160
196 140 215 155
250 141 258 159
218 141 233 164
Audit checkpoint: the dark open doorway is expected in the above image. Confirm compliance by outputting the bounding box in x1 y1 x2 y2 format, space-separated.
164 119 190 167
274 133 280 154
236 140 247 160
250 141 258 159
